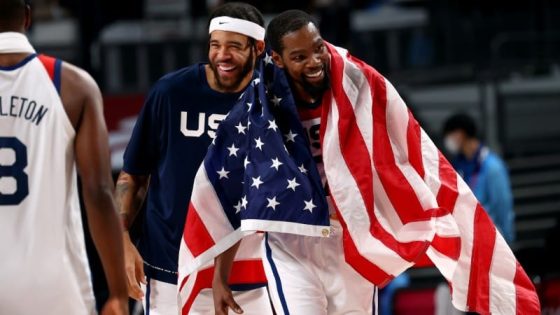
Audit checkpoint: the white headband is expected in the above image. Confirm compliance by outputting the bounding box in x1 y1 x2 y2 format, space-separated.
209 16 265 41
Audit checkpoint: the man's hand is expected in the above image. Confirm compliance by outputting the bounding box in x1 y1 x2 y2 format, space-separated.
213 279 243 315
123 231 146 300
100 296 129 315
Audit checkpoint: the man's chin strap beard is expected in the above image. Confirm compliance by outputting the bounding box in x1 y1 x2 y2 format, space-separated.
210 47 255 92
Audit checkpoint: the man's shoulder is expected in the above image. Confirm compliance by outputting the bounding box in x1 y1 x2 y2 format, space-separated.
59 61 101 110
483 151 508 173
153 63 204 93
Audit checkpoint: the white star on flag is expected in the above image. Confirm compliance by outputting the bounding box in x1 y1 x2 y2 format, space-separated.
234 200 242 213
217 167 229 179
235 122 246 134
244 156 250 169
271 95 282 106
266 196 280 210
304 199 316 212
270 157 283 171
268 119 278 132
287 178 300 191
285 130 298 142
251 176 263 189
240 195 248 209
298 164 308 174
254 137 264 150
227 144 239 157
246 102 252 111
252 78 260 86
264 53 273 65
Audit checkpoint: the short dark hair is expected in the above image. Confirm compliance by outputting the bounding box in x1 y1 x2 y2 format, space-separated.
266 10 318 54
443 113 478 138
0 0 26 30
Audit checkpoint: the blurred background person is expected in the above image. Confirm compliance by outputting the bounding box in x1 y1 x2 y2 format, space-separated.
442 113 515 244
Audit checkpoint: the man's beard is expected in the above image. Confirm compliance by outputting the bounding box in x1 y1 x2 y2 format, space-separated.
209 48 254 92
300 66 330 99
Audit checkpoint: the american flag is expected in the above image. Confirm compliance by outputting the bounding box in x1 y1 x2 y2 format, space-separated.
178 44 540 315
177 51 331 314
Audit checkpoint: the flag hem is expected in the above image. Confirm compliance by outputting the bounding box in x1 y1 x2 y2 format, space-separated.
241 219 331 237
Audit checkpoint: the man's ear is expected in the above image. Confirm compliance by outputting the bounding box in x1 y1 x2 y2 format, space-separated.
255 40 265 56
23 5 32 31
271 51 284 68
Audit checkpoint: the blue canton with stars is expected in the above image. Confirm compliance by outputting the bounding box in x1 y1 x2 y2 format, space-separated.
202 53 330 232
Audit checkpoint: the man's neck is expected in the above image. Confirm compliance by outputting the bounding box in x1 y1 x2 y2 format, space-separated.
462 138 481 160
0 53 31 67
293 82 323 104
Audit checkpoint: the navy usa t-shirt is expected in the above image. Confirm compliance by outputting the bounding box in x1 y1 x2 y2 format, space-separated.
123 63 242 283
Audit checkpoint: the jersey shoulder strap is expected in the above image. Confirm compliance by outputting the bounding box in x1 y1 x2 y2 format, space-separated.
37 54 62 95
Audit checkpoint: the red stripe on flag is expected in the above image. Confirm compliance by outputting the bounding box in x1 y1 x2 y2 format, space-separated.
406 110 425 178
328 48 375 218
414 234 460 268
436 153 459 214
466 204 495 314
182 272 204 315
432 235 461 261
368 65 435 223
413 253 434 268
335 207 394 287
181 260 267 315
229 260 267 284
514 261 541 315
184 203 215 257
406 111 455 219
327 46 429 262
179 274 189 292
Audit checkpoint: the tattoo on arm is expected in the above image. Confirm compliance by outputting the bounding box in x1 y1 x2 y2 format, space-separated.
115 180 129 209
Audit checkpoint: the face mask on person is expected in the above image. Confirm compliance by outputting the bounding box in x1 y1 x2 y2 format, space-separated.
444 136 461 155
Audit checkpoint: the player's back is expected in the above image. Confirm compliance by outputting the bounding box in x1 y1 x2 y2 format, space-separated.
0 54 95 314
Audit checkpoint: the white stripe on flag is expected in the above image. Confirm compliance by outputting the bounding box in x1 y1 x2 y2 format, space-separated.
191 166 235 241
420 129 442 196
449 178 478 310
373 170 435 243
341 52 374 157
489 233 517 314
323 97 415 276
426 245 457 281
384 79 439 212
178 238 196 283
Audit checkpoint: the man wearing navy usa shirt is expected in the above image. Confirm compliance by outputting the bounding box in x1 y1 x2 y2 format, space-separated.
115 3 271 314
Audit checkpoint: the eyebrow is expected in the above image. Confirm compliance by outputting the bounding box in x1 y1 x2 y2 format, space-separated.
287 39 324 56
288 49 307 56
209 39 245 46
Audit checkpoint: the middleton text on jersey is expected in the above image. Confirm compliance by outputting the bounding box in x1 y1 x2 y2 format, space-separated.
0 95 49 126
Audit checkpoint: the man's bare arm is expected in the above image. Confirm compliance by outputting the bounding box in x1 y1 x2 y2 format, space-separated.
115 171 149 231
61 62 128 314
213 241 243 315
115 170 149 300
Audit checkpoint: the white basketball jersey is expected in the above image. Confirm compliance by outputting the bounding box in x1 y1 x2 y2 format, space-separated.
0 55 96 314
